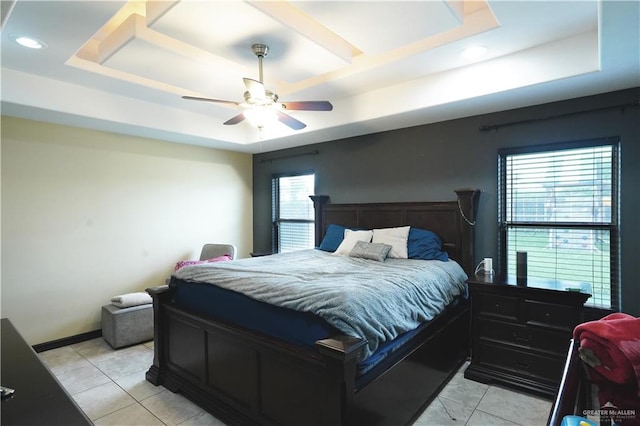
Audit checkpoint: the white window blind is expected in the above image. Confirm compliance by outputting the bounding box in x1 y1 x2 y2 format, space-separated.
272 173 315 253
498 139 619 308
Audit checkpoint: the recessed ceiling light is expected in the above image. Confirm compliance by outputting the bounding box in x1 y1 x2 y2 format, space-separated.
460 45 488 59
9 34 47 49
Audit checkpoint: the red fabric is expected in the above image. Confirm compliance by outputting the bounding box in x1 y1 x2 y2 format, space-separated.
574 313 640 386
574 313 640 424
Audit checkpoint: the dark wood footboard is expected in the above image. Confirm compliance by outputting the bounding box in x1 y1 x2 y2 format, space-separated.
146 284 368 425
146 284 469 426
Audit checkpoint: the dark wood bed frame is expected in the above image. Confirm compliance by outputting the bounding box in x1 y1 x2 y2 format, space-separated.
146 189 480 426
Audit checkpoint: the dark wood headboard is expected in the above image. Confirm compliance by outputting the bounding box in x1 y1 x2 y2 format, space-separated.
311 189 480 275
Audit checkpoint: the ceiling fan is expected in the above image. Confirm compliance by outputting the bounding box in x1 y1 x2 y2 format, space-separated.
183 44 333 130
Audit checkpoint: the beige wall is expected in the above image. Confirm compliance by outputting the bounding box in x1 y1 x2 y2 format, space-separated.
1 116 253 344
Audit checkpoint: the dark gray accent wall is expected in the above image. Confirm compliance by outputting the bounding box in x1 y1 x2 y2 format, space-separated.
253 88 640 315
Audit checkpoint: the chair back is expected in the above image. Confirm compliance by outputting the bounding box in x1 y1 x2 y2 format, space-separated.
199 244 236 261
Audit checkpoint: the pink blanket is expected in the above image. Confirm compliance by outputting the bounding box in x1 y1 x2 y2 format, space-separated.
174 254 232 271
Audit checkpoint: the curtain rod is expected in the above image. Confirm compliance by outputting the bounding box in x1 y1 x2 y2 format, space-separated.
259 149 319 164
479 100 640 132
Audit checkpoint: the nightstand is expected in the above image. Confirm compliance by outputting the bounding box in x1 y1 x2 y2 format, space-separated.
464 274 591 398
249 251 273 257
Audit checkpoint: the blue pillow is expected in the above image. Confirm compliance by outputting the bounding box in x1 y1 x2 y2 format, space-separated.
407 227 448 261
318 224 347 252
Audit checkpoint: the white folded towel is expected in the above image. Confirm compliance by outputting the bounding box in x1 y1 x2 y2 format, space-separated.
110 292 152 308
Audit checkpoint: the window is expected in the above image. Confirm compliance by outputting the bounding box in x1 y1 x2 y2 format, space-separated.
272 172 315 253
498 138 619 309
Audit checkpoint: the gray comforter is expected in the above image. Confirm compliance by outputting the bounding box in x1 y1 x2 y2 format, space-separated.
174 249 468 360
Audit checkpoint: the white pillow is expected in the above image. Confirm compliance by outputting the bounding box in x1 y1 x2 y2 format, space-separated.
372 226 410 258
333 229 373 256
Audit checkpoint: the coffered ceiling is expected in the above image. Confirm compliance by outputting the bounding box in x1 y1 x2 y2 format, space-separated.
1 1 639 153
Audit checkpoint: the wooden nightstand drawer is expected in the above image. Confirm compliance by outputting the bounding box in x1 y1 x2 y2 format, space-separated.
476 342 565 383
525 300 574 330
476 294 518 320
477 318 571 356
465 275 590 398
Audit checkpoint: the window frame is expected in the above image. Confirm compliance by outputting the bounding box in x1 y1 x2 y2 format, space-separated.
271 170 316 253
497 137 620 309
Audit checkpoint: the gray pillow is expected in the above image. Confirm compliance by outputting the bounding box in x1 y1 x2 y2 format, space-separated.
349 241 392 262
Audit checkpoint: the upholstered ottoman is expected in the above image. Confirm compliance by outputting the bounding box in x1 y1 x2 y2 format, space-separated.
101 303 153 349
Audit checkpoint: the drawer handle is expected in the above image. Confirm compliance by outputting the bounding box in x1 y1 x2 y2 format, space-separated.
495 303 500 309
545 312 551 318
512 332 531 344
515 362 531 371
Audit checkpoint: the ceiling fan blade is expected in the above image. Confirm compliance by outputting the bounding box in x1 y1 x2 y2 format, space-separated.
281 101 333 111
182 96 238 106
276 110 306 130
223 113 246 125
243 78 266 99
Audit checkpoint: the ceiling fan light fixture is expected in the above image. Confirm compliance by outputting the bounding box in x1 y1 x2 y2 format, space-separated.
183 43 331 131
244 106 278 129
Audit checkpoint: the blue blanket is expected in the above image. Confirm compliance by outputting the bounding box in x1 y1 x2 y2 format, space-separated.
174 249 467 360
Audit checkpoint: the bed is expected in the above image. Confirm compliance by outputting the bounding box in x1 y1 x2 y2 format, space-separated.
146 189 479 426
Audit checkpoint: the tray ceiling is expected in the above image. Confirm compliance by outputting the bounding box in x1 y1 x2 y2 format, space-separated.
1 1 639 153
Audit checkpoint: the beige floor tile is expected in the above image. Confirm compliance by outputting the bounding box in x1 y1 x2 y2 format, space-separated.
39 345 93 375
114 369 164 401
55 363 111 395
94 345 154 380
141 390 205 426
73 381 137 420
414 396 475 425
476 385 552 426
93 402 164 426
436 372 489 407
466 409 522 425
71 337 121 363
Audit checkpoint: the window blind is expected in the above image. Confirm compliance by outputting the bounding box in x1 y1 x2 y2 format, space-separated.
272 173 315 253
499 139 619 308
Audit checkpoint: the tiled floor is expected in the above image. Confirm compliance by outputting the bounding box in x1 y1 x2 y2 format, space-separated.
415 365 552 425
39 338 552 425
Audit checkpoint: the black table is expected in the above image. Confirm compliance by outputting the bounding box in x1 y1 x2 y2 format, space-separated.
1 318 91 425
